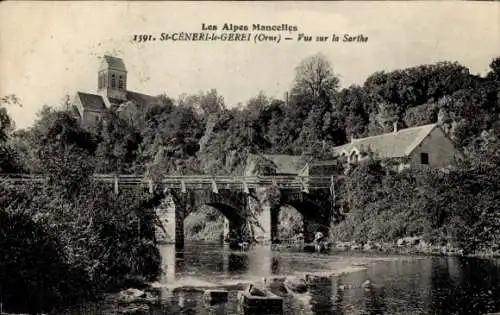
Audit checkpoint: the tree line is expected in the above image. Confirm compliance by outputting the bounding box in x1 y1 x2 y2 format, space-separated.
2 54 500 177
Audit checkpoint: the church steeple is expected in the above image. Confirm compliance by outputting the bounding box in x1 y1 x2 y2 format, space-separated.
97 55 127 105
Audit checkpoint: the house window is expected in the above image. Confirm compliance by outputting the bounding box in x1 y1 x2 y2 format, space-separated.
118 76 124 89
420 152 429 165
111 74 116 88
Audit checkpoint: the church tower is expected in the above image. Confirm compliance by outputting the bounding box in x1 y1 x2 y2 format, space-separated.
97 55 127 105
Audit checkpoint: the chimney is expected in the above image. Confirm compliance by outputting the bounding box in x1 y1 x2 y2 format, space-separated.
393 121 398 133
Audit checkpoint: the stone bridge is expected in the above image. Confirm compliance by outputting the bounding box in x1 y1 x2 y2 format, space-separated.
155 184 336 250
1 174 341 250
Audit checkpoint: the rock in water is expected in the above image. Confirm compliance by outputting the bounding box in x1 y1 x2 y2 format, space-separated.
305 273 331 285
117 288 146 303
237 290 283 314
264 276 288 295
247 284 267 297
284 277 307 294
118 304 150 314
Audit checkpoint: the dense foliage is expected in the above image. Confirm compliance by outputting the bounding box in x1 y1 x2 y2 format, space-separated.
0 106 162 313
330 159 500 254
1 54 500 311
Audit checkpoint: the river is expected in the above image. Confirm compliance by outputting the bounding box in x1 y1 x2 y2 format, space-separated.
68 242 500 314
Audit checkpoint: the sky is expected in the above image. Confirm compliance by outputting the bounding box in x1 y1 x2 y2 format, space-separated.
1 1 499 129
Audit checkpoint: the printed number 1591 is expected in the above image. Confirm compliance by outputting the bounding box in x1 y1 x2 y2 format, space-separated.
133 34 155 42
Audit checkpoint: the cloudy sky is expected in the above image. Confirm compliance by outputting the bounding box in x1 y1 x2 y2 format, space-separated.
1 1 499 129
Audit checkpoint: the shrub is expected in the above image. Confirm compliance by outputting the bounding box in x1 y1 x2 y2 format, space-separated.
0 182 162 313
330 160 500 253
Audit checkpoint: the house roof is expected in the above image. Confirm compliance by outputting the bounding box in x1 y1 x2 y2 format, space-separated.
333 123 438 158
261 154 309 175
76 92 106 111
100 55 127 71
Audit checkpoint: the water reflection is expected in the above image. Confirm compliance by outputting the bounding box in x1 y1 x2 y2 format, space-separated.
307 276 335 314
272 255 280 274
160 245 185 283
155 243 500 315
430 257 500 315
227 253 249 274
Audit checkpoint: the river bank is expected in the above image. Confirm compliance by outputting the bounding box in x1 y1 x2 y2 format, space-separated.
326 237 500 258
294 236 500 259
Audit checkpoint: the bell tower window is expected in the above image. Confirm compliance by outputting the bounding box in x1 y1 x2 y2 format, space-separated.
111 74 116 88
119 76 124 89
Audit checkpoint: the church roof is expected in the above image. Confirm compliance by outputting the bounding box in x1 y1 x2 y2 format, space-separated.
109 91 163 108
101 55 127 71
333 123 438 158
126 91 162 105
76 92 106 111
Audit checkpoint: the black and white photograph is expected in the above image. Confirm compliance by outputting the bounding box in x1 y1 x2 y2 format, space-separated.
1 1 500 314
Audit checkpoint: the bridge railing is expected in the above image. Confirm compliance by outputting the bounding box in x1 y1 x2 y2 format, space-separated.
0 174 336 190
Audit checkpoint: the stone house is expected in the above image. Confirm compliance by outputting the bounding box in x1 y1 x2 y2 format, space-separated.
332 122 462 170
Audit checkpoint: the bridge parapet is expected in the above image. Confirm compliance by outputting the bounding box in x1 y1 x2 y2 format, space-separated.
0 174 335 191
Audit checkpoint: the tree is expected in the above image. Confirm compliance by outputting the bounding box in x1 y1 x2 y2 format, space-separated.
364 62 472 111
287 54 342 154
258 99 288 152
1 95 23 173
334 85 371 139
178 89 225 117
28 108 98 198
142 104 203 176
94 111 141 174
292 53 340 102
246 91 270 118
403 102 439 128
486 56 500 83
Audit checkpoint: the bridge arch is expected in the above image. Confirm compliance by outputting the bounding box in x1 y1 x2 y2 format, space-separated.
189 189 248 222
157 188 250 249
276 189 333 243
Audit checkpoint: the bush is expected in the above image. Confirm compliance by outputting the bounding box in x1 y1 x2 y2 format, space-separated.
0 210 91 314
330 160 500 254
0 182 162 313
